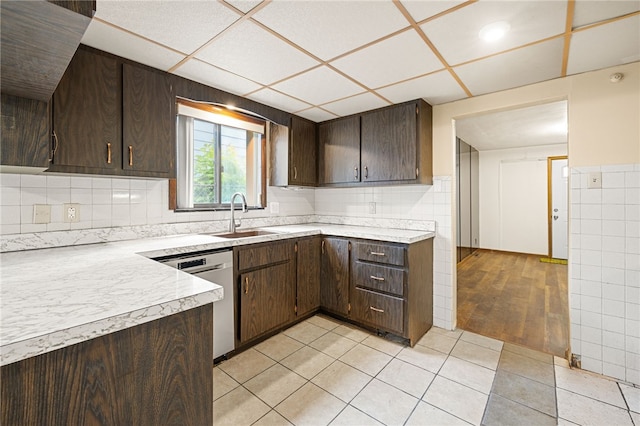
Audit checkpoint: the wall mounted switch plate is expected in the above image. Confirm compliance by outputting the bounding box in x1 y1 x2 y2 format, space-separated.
588 172 602 189
369 202 376 214
33 204 51 224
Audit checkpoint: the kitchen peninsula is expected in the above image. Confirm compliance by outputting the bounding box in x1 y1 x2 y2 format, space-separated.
1 224 434 425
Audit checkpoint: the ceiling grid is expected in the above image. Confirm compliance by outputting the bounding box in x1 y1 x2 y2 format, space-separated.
80 0 639 121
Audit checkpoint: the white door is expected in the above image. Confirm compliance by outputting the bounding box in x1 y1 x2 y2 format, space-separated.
550 157 568 259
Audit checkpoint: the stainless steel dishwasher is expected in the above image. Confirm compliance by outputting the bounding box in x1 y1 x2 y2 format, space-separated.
157 249 233 361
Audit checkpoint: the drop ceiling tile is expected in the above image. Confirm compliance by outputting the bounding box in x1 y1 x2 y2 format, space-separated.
567 15 640 75
454 38 564 97
81 19 185 71
421 1 566 65
294 108 338 123
252 0 408 61
573 0 640 27
247 88 311 114
376 70 468 105
272 66 364 106
94 1 240 54
321 92 389 117
223 0 263 14
195 20 319 85
399 0 467 23
330 30 442 89
172 59 262 96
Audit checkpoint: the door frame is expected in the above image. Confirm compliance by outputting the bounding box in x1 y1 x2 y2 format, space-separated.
547 155 568 258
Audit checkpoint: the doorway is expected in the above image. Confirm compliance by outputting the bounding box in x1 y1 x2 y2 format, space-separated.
455 101 570 357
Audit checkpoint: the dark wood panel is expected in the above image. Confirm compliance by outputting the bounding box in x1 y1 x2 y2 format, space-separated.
353 262 404 297
237 240 294 271
351 288 404 335
269 122 290 187
0 1 91 101
289 115 317 186
122 63 174 175
52 46 121 170
1 304 213 426
320 237 350 316
407 238 433 346
361 101 416 182
416 99 433 185
49 0 95 17
1 93 50 168
239 262 295 343
318 115 360 185
297 237 321 316
355 241 405 266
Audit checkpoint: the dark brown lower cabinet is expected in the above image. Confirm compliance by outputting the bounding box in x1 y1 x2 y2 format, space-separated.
0 304 213 426
320 237 350 317
236 240 296 345
296 237 321 316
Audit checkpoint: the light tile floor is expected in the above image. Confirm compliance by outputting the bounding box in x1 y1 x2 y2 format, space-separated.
213 315 640 426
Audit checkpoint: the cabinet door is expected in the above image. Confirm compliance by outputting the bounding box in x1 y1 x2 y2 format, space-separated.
320 237 350 316
361 102 416 182
297 237 321 316
318 116 360 185
1 94 50 168
239 262 295 343
52 47 121 170
289 116 317 186
123 64 174 175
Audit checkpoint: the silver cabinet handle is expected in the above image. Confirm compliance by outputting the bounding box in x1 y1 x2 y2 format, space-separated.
364 166 368 179
370 252 385 256
370 306 384 313
370 276 385 281
354 166 359 180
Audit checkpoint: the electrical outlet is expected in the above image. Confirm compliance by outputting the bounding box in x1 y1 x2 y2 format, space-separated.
369 202 376 214
587 172 602 189
33 204 51 224
64 203 80 223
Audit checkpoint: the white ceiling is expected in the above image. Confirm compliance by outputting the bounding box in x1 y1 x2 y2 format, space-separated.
81 0 639 126
455 100 568 151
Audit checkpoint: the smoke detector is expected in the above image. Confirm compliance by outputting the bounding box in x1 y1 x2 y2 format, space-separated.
609 73 624 83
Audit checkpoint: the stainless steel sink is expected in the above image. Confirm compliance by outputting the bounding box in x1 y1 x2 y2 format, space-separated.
207 229 278 239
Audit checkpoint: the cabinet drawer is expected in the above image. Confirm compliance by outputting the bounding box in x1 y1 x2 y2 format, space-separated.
353 262 404 297
351 288 404 334
355 242 405 266
237 241 292 270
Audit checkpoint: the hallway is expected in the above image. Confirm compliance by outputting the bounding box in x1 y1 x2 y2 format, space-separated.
457 250 569 358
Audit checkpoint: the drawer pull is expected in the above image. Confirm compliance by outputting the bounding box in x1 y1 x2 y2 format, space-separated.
107 142 112 164
370 251 385 256
370 306 384 313
370 275 385 281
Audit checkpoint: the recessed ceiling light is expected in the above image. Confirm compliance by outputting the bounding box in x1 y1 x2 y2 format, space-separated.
479 21 510 42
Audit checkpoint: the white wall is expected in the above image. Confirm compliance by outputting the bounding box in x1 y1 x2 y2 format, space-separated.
478 144 567 253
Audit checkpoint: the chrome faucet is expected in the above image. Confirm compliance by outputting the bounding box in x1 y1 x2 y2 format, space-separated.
229 192 248 233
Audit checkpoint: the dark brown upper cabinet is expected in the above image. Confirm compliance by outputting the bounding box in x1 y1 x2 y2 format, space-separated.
50 47 122 173
318 115 361 185
0 94 51 170
318 99 433 187
122 64 174 175
269 115 317 187
0 1 93 101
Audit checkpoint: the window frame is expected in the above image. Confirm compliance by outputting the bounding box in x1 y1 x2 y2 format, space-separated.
175 98 267 211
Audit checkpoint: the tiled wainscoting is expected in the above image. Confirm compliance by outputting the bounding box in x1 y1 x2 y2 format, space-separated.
569 164 640 384
213 315 640 426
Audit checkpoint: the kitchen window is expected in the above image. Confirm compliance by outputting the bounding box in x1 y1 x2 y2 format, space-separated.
176 99 266 209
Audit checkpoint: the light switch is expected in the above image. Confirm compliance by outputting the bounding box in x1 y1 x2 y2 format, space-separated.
588 172 602 189
33 204 51 224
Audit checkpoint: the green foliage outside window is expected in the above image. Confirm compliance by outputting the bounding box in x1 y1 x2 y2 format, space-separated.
193 142 246 205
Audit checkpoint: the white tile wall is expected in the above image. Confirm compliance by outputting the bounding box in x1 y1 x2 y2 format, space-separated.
569 163 640 384
0 174 315 236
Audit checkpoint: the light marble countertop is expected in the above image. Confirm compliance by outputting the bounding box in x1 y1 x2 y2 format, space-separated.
0 223 434 366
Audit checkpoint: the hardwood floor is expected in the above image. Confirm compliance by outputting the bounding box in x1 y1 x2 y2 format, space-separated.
457 249 569 358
